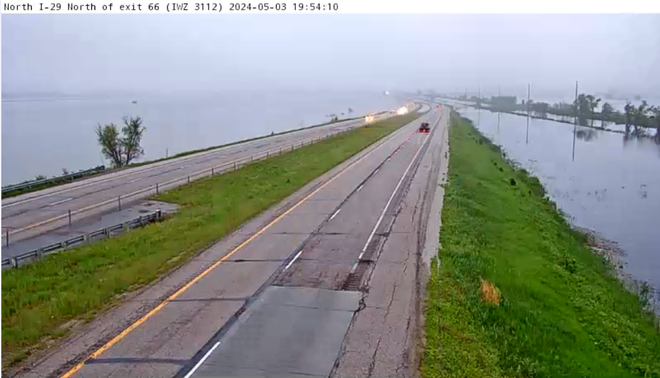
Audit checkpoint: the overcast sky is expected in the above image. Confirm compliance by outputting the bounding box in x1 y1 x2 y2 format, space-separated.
3 14 660 97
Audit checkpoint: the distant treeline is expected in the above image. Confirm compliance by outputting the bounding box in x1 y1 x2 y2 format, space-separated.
452 94 660 134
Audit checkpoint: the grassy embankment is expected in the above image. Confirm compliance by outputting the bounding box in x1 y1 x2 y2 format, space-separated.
1 114 376 199
423 114 660 378
1 111 421 369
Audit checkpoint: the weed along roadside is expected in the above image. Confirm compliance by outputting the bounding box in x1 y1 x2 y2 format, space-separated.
422 113 660 378
0 111 423 371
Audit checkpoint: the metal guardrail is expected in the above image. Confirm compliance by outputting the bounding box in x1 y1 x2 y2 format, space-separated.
1 120 377 245
1 210 162 269
1 111 408 246
2 165 106 194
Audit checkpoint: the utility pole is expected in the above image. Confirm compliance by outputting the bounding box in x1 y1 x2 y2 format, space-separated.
572 81 578 161
497 85 501 135
526 83 531 144
478 85 482 127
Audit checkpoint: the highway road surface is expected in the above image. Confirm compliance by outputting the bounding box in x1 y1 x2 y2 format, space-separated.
13 104 449 378
1 112 395 250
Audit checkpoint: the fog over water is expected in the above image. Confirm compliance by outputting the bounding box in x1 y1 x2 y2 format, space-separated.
2 14 659 183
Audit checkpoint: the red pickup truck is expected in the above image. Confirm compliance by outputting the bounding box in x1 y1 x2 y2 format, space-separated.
419 122 430 133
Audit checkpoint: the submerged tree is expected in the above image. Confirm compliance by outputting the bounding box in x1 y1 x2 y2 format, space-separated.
601 102 614 121
574 94 601 125
649 106 660 140
586 95 601 126
633 101 650 134
96 116 146 167
624 102 634 132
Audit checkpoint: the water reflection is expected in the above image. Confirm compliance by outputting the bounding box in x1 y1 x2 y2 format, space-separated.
575 127 600 142
453 105 660 303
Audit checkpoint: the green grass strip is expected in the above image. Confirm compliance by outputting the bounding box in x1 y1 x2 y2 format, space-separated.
1 112 421 369
422 113 660 378
2 114 375 199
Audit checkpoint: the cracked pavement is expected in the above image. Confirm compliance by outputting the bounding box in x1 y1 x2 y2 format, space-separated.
14 105 449 378
333 106 449 378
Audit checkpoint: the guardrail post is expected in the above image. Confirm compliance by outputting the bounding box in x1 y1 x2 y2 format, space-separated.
188 175 190 184
118 196 121 211
156 183 159 195
68 210 72 227
83 234 89 244
10 257 17 268
157 210 162 220
212 167 215 176
37 248 44 259
105 228 111 238
266 151 269 158
60 241 66 249
123 222 129 232
5 229 8 247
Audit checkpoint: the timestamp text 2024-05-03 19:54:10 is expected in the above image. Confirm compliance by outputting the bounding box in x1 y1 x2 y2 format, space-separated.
2 1 339 11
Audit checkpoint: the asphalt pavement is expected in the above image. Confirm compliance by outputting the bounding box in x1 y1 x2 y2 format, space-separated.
1 113 392 251
13 105 448 378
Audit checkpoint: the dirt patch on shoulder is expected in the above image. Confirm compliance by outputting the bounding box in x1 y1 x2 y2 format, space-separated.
480 278 501 306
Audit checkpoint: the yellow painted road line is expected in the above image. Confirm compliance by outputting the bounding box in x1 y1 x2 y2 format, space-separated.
59 112 425 378
5 118 372 240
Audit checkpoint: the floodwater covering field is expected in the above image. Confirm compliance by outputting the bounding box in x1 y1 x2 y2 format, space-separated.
454 104 660 301
2 91 403 185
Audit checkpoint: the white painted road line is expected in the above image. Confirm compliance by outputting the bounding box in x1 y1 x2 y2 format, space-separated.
1 115 387 211
2 114 402 243
128 178 143 184
329 208 341 221
183 341 221 378
284 250 304 271
357 184 364 192
47 197 73 207
361 115 438 254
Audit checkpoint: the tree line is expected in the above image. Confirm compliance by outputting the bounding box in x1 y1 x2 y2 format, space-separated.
456 94 660 136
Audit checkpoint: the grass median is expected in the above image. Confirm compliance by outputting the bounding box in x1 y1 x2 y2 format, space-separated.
1 111 422 369
2 114 375 199
422 114 660 378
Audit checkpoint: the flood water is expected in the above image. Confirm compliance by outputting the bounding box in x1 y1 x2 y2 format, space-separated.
455 104 660 298
2 91 403 185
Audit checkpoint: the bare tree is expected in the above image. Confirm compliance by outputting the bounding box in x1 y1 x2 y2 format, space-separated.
96 123 124 167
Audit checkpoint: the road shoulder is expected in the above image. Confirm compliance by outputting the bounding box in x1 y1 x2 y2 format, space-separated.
333 108 450 378
8 113 420 378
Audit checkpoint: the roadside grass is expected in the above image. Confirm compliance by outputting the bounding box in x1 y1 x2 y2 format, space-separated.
1 111 422 370
422 114 660 378
1 114 375 199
